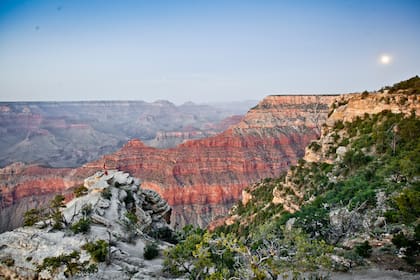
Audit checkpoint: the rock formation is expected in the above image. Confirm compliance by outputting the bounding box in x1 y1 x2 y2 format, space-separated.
208 80 420 274
0 170 175 279
0 101 246 167
96 95 336 228
304 92 420 164
0 95 336 232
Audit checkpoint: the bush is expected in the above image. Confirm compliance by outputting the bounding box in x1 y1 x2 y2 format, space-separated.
23 208 42 226
309 141 321 152
355 241 372 258
393 188 420 224
125 211 138 224
36 250 97 277
81 203 92 217
361 91 369 99
73 185 88 197
150 227 178 244
71 218 91 234
392 232 419 265
82 240 108 262
49 195 66 230
334 120 345 130
144 242 159 260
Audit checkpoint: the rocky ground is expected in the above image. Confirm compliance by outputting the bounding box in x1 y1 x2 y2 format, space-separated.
0 170 179 279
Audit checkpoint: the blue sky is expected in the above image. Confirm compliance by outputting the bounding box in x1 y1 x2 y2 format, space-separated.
0 0 419 103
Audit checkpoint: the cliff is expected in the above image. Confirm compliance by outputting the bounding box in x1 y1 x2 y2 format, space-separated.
0 101 246 167
0 95 336 232
0 170 175 279
212 80 420 274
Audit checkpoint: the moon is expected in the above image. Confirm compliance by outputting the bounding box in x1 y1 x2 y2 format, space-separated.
380 54 392 65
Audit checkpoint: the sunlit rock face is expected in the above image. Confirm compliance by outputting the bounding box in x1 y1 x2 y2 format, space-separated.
0 95 336 232
304 92 420 164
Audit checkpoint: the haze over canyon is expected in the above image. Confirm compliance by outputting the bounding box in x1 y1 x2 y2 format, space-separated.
0 95 335 232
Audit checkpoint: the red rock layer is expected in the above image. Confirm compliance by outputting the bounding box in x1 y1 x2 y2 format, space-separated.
0 95 336 231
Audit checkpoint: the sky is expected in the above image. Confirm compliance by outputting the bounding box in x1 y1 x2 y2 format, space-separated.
0 0 419 104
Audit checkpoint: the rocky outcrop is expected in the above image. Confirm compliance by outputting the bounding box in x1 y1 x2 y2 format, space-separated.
304 92 420 164
0 95 336 232
0 170 174 279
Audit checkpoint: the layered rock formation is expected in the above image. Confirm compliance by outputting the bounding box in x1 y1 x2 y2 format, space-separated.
87 95 337 228
304 92 420 164
0 170 174 279
209 83 420 275
0 101 246 167
0 95 337 232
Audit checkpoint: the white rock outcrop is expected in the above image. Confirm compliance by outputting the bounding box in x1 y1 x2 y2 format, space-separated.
0 170 178 279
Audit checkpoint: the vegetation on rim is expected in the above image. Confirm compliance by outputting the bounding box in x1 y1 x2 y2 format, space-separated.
164 78 420 278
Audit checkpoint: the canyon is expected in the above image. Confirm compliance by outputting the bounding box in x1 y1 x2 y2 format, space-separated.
0 100 251 167
0 95 337 232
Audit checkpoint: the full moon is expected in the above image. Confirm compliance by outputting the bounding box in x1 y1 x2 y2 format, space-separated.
380 54 392 65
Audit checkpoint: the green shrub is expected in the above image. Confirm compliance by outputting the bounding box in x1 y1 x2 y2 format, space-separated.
73 185 88 197
334 120 345 130
393 188 420 224
392 232 419 265
82 240 108 262
71 218 91 234
125 211 138 224
309 141 321 152
338 138 350 147
23 208 43 226
150 227 178 244
36 250 97 277
355 241 372 258
144 242 159 260
49 195 66 230
81 203 92 217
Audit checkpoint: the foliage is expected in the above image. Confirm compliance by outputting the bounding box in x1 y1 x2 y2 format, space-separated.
333 120 344 130
71 218 91 234
144 242 159 260
392 231 420 265
387 187 420 224
50 194 66 209
36 250 97 278
73 185 88 197
125 211 138 224
81 203 93 217
361 90 369 98
386 75 420 94
149 226 178 244
82 240 108 262
208 109 420 275
50 194 66 230
164 226 333 279
23 208 44 226
355 241 372 258
309 141 321 152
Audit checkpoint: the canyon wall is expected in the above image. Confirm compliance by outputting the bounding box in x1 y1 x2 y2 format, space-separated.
0 95 336 232
0 101 246 167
